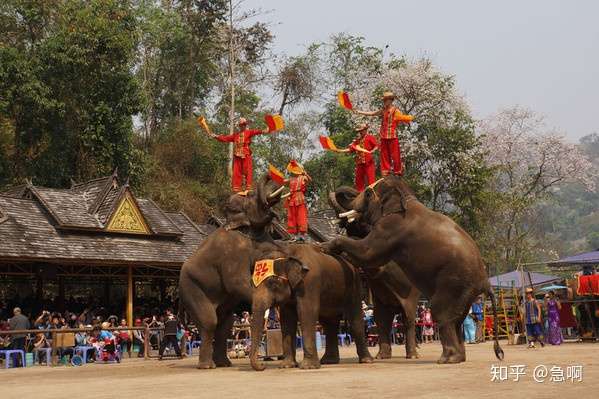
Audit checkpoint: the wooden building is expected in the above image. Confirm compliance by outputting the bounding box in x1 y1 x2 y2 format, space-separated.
0 171 212 325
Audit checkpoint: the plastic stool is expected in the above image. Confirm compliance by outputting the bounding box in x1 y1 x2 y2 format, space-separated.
33 347 53 366
0 349 26 368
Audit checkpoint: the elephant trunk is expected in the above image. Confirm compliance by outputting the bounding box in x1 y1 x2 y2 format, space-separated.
250 300 268 371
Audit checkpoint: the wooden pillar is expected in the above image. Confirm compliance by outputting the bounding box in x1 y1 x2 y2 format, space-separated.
57 276 65 312
127 265 134 327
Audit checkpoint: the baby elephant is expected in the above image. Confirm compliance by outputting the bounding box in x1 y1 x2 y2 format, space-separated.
249 244 373 370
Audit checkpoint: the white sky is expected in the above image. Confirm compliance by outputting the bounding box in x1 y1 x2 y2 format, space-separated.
245 0 599 142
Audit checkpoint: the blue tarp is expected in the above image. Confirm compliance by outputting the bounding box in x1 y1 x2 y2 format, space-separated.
552 250 599 265
488 270 561 289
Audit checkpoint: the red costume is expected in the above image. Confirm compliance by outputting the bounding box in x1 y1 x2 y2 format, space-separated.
378 106 403 176
349 133 378 191
286 174 308 234
215 128 265 191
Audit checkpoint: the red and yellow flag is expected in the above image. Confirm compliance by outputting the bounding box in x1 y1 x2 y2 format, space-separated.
319 135 339 152
268 163 286 185
196 116 212 134
252 259 275 287
394 112 414 124
337 91 353 110
265 114 285 132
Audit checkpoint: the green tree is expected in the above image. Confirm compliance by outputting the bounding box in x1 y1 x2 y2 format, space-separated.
1 0 141 187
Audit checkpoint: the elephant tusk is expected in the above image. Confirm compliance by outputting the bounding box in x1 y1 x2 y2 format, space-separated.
339 210 358 218
280 192 290 199
347 217 356 223
268 186 285 199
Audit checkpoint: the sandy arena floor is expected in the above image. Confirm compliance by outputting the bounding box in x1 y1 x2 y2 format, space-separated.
2 341 597 399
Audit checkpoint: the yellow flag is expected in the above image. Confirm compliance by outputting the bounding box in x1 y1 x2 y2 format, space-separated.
253 259 275 287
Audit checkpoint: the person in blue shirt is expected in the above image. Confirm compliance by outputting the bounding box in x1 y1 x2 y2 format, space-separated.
471 296 484 343
524 288 545 348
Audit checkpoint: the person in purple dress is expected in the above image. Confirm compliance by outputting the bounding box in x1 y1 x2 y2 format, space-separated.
544 290 563 345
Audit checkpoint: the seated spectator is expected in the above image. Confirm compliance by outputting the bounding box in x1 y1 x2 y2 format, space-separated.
32 332 50 365
75 323 95 362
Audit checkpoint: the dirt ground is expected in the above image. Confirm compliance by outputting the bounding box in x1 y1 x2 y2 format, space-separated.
2 341 597 399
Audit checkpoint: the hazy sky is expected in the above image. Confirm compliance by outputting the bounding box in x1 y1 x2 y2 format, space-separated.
245 0 598 142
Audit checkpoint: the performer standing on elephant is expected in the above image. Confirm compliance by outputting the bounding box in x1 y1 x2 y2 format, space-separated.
335 123 378 191
352 91 413 176
211 118 272 192
285 160 311 242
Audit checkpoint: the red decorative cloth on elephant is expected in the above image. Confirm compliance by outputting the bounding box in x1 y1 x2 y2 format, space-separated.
215 127 265 192
285 161 309 235
349 132 378 191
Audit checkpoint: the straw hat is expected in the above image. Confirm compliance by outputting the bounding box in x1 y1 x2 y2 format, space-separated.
101 321 110 329
525 288 534 294
382 91 395 100
354 123 369 132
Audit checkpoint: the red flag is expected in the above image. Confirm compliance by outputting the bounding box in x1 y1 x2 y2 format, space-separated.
337 91 353 110
264 114 285 132
319 135 339 151
268 163 286 185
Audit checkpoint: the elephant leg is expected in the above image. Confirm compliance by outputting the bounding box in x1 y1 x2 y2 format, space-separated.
400 293 420 359
183 292 217 369
348 307 373 364
432 292 467 364
403 313 419 359
279 304 298 368
320 318 340 364
213 304 235 367
373 300 393 359
297 299 321 369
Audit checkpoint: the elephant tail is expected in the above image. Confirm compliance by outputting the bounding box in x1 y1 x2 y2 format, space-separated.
486 286 505 361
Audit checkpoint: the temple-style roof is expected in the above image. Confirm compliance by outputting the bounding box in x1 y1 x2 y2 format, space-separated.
308 209 342 242
0 173 207 266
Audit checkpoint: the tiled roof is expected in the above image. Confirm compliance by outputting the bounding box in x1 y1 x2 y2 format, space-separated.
0 195 204 266
32 187 103 228
137 198 182 235
0 173 184 238
308 209 342 242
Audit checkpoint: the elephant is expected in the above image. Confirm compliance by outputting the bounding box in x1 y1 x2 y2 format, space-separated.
178 175 286 369
322 176 504 364
329 187 420 360
249 245 373 371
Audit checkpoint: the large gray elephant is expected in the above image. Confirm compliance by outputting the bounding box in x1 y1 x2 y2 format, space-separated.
179 176 286 368
248 246 372 371
329 187 420 359
322 176 504 364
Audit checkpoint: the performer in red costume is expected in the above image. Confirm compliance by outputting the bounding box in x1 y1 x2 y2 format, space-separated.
284 160 311 242
211 118 272 192
353 91 413 176
336 123 378 191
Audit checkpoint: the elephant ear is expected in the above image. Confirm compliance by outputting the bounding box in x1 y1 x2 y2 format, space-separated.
332 186 359 212
381 190 406 215
277 257 309 289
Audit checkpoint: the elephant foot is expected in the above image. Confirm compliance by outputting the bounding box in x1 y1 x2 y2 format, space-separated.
300 359 321 369
437 354 465 364
279 359 298 369
406 352 420 359
214 357 232 367
359 355 374 364
319 355 340 365
197 360 216 369
375 350 392 359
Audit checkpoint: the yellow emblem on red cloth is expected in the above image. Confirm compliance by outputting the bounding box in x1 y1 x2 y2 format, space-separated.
253 259 276 287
